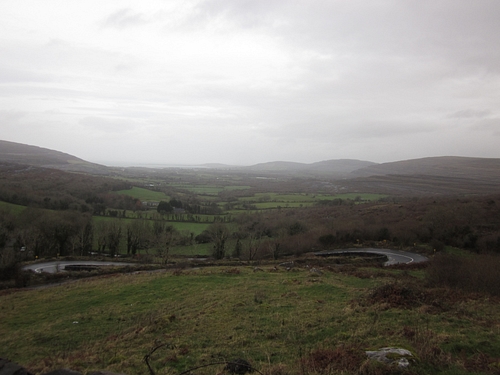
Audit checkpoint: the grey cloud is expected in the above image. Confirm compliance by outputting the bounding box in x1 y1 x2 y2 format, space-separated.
0 67 54 84
192 0 286 30
101 8 148 29
472 118 500 136
193 0 500 75
0 110 28 124
79 116 141 134
1 1 499 165
448 109 492 119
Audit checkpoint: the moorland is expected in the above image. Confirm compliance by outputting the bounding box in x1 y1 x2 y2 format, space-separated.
1 140 500 375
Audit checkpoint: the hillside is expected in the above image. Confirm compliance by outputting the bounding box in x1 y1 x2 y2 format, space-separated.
2 141 500 194
242 159 376 176
0 140 109 174
342 157 500 195
351 156 500 179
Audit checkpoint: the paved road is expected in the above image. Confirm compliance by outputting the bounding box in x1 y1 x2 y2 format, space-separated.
23 261 132 274
315 248 428 265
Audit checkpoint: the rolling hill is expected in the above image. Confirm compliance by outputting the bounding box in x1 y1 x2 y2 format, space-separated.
1 140 500 195
0 140 109 174
241 159 377 176
351 156 500 179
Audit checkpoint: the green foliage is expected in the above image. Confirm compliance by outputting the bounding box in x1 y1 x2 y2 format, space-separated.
0 201 26 215
426 253 500 296
207 222 230 259
116 186 170 202
157 200 173 214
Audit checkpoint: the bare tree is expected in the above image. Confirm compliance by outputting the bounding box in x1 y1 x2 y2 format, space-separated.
153 222 176 265
208 223 230 260
106 222 122 257
126 219 150 255
245 234 262 261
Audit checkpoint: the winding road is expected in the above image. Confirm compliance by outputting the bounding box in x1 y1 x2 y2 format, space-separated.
22 260 132 274
23 248 428 274
315 248 428 265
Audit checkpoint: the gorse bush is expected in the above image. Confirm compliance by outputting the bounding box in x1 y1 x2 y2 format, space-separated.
426 253 500 296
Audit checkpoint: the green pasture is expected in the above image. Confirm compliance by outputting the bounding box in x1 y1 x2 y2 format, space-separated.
0 201 27 215
116 187 170 202
228 202 313 211
246 192 386 203
227 193 388 211
126 210 224 223
91 217 212 255
92 216 210 237
165 184 250 196
2 266 498 375
168 242 212 256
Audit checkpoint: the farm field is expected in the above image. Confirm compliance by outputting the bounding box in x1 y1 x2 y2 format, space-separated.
116 187 170 202
164 183 251 196
1 264 499 375
0 201 27 214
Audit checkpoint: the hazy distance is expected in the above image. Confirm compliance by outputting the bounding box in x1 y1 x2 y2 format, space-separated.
1 1 499 167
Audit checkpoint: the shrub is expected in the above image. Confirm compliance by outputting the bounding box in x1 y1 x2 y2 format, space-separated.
300 345 365 374
426 253 500 296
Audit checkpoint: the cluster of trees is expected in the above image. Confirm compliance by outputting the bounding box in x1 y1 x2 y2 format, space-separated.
191 194 500 261
0 206 201 276
2 163 500 281
157 199 222 215
0 163 140 214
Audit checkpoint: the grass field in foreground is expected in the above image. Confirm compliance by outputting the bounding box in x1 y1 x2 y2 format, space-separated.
1 266 499 375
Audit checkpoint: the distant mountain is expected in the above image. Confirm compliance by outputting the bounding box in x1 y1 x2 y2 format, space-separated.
351 156 500 179
0 140 109 174
308 159 377 173
200 163 236 168
242 159 377 176
342 156 500 195
245 161 309 171
2 140 499 187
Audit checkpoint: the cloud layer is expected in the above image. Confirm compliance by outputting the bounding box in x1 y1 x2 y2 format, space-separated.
1 0 499 166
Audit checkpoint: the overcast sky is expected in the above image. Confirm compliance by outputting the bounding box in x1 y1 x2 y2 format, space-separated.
1 1 499 166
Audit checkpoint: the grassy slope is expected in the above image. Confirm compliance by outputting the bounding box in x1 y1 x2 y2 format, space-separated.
1 266 499 375
0 201 27 214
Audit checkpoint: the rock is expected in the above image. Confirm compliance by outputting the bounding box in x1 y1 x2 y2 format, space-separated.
309 268 322 275
224 359 253 374
365 347 414 368
0 358 34 375
0 359 125 375
43 370 83 375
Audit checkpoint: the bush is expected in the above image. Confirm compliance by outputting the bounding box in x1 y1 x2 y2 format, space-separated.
426 253 500 296
300 345 365 374
194 231 211 244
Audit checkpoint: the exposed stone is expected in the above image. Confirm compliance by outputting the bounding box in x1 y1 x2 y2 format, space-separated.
43 370 83 375
0 358 34 375
224 359 253 374
365 347 414 368
0 359 125 375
